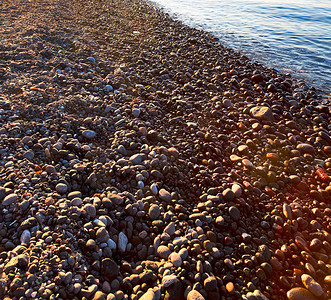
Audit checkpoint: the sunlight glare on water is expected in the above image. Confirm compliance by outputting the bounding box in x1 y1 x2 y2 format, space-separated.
151 0 331 93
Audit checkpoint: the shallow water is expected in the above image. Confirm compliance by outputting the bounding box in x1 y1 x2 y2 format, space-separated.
151 0 331 95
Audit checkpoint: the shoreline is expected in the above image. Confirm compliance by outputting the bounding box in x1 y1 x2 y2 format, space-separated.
0 0 330 299
148 0 331 102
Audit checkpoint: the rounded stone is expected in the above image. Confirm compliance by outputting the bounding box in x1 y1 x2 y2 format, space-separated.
286 287 317 300
187 290 205 300
148 204 160 220
82 130 96 139
170 252 182 267
229 206 240 221
96 227 110 243
162 274 177 287
157 245 171 259
301 274 323 297
2 193 18 206
55 183 68 194
250 106 274 121
159 189 171 202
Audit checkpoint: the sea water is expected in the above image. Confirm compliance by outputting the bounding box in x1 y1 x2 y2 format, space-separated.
151 0 331 96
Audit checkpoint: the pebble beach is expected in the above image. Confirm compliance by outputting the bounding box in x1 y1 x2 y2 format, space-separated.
0 0 330 299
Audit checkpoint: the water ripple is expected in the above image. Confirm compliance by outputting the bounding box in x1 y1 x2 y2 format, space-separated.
152 0 331 94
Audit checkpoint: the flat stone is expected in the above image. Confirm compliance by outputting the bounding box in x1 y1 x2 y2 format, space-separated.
0 187 6 200
68 191 82 199
168 147 179 158
250 106 274 121
20 229 31 245
164 222 175 235
92 291 107 300
242 159 254 169
204 276 217 291
132 108 141 117
223 188 234 200
23 149 34 160
230 154 242 162
139 289 155 300
165 280 184 300
83 204 96 218
189 213 207 222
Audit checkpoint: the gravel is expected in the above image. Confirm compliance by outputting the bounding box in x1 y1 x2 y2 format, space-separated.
0 0 329 299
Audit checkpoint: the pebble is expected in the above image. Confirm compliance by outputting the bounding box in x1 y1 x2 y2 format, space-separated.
118 232 128 252
231 183 242 198
83 204 97 218
55 183 68 194
169 252 182 267
20 229 31 245
204 276 217 291
162 274 177 287
149 204 160 220
297 143 314 154
301 274 323 297
250 106 273 121
82 130 97 139
287 287 318 300
229 206 240 221
157 245 171 259
163 222 176 235
159 188 172 202
187 290 205 300
2 193 18 206
132 108 141 117
108 193 124 205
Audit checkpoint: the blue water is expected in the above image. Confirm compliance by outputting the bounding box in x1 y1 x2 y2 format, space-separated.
151 0 331 96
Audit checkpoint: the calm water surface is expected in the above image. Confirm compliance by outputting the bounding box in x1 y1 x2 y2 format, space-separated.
151 0 331 95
